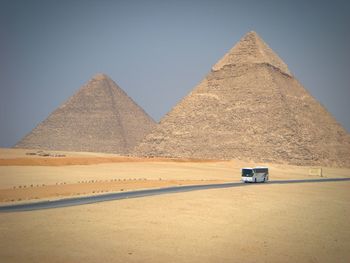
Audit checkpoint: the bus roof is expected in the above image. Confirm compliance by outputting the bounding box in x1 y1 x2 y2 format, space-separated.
241 166 268 170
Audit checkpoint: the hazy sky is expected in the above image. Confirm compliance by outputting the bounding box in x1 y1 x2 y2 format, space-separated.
1 0 349 147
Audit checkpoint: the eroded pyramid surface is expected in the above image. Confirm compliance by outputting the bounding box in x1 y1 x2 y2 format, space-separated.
15 74 156 154
135 32 350 167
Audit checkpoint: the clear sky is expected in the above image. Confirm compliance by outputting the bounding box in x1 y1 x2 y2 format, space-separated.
1 0 349 147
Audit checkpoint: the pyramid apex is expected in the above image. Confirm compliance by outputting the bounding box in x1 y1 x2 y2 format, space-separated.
243 30 265 43
92 73 110 81
244 31 265 41
212 31 292 76
246 30 258 36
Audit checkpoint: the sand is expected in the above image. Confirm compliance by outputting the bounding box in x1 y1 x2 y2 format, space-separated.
0 148 349 262
1 148 349 203
0 181 349 263
0 148 230 202
0 179 228 202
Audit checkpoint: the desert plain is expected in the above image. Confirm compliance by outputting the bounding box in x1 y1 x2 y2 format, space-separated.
0 147 350 262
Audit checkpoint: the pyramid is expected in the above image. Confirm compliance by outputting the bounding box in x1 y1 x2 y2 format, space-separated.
15 74 156 154
134 31 350 167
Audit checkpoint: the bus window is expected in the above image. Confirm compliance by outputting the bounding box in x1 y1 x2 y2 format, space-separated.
242 168 253 177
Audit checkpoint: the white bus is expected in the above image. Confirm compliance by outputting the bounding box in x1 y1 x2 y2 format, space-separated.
241 167 269 183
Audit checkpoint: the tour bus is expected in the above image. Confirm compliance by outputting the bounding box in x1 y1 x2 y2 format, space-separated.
241 167 269 183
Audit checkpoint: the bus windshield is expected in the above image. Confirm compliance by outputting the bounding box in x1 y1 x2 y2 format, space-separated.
242 169 253 177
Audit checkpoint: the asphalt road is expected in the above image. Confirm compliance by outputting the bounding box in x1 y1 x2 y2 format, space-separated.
0 178 349 212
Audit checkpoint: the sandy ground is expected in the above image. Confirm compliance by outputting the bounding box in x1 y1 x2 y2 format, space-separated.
0 179 228 202
0 148 350 262
0 148 349 203
0 181 349 263
0 148 227 202
0 147 219 164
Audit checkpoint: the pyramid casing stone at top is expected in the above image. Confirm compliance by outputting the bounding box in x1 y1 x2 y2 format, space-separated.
134 31 350 167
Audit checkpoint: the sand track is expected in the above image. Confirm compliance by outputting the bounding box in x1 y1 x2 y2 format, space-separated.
0 179 228 203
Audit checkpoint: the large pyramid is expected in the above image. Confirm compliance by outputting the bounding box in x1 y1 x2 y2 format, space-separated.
135 31 350 167
15 74 156 154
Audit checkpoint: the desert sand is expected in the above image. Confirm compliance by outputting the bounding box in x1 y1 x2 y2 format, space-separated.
0 181 349 262
0 148 349 262
0 148 230 202
1 148 349 203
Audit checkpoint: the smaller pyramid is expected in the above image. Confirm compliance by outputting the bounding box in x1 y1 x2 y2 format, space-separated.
15 74 156 154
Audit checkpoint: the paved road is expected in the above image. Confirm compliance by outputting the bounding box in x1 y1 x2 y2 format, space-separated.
0 178 349 212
